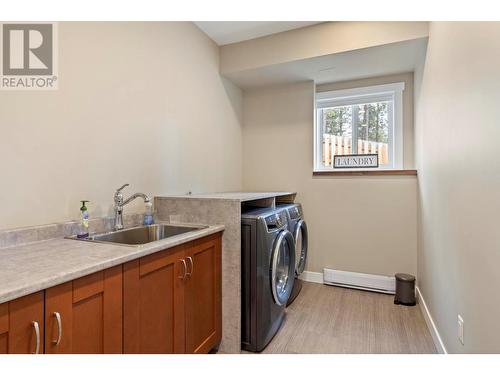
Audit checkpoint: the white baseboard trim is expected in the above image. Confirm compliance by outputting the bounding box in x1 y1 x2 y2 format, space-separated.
416 286 447 354
299 271 323 284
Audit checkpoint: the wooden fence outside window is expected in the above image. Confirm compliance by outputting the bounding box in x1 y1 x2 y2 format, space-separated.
322 134 389 167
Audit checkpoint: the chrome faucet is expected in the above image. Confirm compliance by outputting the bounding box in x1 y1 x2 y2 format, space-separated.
114 184 151 231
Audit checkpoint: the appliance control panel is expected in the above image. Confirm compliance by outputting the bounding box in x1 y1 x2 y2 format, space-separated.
288 205 302 220
265 210 287 230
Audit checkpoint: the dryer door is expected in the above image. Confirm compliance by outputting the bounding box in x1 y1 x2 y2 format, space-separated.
270 230 296 306
293 219 308 276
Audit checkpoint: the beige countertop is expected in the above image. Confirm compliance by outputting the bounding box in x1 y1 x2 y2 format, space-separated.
158 191 295 202
0 223 224 304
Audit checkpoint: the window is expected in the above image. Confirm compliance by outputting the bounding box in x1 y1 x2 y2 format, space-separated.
314 82 404 171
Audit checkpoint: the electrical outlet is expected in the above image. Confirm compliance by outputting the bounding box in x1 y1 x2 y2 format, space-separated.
458 315 464 345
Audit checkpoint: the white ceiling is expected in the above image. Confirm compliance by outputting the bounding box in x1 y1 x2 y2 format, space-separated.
223 38 429 89
194 21 322 45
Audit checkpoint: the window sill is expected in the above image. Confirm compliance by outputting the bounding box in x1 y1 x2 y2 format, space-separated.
313 169 417 177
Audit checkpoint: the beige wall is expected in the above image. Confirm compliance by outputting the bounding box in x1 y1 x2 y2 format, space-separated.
0 22 243 230
317 72 415 169
221 22 429 75
416 22 500 353
242 81 417 276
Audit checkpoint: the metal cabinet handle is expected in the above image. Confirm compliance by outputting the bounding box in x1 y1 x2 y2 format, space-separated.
31 321 40 354
178 259 187 279
52 312 62 346
186 256 194 278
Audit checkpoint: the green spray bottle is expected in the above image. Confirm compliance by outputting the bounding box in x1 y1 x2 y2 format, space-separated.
77 200 90 238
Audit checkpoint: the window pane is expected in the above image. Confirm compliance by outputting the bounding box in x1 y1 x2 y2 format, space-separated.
320 106 353 167
315 83 403 170
323 106 352 138
355 101 390 165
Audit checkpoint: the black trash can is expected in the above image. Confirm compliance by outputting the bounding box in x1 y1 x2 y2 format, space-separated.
394 273 416 306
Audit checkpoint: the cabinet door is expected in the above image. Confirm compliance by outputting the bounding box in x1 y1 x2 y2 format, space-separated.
184 233 222 354
0 303 6 354
123 245 185 353
44 265 122 354
0 292 44 354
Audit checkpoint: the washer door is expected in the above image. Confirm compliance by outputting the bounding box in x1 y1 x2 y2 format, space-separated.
293 219 308 276
270 230 296 306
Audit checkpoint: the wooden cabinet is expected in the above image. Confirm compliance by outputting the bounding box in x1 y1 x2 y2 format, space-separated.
0 304 6 353
124 233 222 354
0 292 45 354
123 244 185 353
44 265 123 354
0 232 221 354
0 267 122 355
184 235 222 353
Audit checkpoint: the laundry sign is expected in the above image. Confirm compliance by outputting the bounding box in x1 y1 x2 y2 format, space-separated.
333 154 379 169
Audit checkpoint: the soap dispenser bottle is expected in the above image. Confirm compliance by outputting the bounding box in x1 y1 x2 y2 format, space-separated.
143 201 154 225
77 200 90 238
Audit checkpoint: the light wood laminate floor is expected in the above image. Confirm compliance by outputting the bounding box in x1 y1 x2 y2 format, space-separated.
259 281 436 354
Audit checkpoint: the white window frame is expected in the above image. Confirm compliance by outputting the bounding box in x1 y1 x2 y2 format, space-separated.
314 82 404 172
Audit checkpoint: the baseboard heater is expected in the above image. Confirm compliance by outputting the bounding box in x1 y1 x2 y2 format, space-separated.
323 268 395 294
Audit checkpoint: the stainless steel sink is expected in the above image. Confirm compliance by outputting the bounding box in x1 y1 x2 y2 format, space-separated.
67 223 207 246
